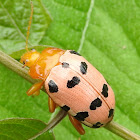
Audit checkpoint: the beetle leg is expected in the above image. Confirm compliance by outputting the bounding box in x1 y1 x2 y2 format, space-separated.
68 114 85 135
48 97 57 113
27 81 44 96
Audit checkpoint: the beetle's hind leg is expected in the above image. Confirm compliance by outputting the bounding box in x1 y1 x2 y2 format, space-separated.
68 114 85 135
27 81 44 96
48 96 57 113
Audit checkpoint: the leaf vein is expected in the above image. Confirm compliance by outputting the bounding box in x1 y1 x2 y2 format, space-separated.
0 133 15 140
77 0 95 53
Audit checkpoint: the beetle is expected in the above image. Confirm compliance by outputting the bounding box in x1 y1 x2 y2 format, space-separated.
20 1 115 135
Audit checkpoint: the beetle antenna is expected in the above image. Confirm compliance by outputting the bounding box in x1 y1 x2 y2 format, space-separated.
25 0 33 52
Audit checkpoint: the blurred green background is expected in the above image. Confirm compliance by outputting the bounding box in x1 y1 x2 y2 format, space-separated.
0 0 140 139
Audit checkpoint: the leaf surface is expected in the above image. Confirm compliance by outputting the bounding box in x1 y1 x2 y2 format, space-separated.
0 118 54 140
0 0 140 140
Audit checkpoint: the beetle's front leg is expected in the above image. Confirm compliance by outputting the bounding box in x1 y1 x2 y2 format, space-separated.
27 81 44 96
68 114 85 135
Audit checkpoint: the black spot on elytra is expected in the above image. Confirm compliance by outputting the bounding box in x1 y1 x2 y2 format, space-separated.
108 109 114 118
90 98 102 110
92 122 103 128
48 80 58 93
62 62 69 68
74 112 89 121
101 84 108 97
61 105 70 112
67 76 80 88
69 50 81 56
80 62 88 74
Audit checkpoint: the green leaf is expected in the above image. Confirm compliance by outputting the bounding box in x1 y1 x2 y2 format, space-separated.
0 0 140 140
0 118 54 140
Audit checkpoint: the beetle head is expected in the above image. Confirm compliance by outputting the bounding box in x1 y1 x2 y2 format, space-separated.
20 49 40 67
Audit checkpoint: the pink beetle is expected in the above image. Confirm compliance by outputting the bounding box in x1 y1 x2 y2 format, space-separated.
20 47 115 135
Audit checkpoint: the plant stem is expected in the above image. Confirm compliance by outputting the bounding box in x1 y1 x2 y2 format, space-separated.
0 50 140 140
105 121 140 140
0 50 35 84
